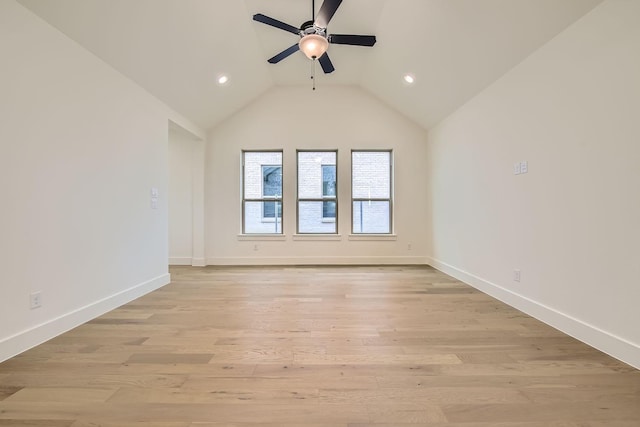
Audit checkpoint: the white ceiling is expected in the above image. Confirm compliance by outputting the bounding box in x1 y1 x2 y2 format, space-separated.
17 0 602 132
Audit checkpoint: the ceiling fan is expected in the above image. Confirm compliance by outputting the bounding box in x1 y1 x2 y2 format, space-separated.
253 0 377 75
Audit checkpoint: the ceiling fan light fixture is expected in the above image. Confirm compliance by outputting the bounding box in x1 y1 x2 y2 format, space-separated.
299 34 329 60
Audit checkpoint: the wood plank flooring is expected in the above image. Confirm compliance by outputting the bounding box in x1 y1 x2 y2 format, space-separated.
1 265 638 426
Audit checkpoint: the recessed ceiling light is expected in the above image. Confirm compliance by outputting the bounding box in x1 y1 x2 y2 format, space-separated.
403 74 415 84
217 74 229 85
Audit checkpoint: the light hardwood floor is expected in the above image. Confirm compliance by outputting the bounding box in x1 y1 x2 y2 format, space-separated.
1 265 638 426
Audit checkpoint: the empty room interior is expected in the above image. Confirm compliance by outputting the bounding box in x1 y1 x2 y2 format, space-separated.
1 0 639 425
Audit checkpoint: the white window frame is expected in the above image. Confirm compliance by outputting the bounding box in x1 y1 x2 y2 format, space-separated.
351 149 393 234
296 150 338 234
241 150 283 235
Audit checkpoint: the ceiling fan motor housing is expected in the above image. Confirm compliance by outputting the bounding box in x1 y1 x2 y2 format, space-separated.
300 20 326 38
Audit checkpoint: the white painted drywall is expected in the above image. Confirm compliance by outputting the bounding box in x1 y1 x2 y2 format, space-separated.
206 85 429 265
0 1 202 362
168 124 205 266
426 0 640 368
169 130 196 264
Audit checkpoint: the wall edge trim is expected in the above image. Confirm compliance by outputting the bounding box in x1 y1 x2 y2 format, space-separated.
427 257 640 369
0 273 171 363
207 256 429 266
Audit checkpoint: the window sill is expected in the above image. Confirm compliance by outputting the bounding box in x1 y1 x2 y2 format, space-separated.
237 234 286 241
293 234 342 241
348 234 397 241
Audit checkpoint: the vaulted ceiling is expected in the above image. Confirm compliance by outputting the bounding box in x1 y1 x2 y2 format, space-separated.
18 0 602 132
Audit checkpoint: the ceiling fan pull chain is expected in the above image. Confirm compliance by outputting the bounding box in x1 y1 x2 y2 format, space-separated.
312 59 316 91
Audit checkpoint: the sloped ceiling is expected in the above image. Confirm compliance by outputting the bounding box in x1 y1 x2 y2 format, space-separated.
17 0 602 132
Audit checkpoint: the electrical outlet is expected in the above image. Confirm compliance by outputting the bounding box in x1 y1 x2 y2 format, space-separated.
150 187 159 209
520 161 528 174
513 269 521 282
407 243 412 251
253 244 258 251
30 291 42 309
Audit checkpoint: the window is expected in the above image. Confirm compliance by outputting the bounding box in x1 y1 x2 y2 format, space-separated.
261 165 282 219
242 151 282 234
322 165 336 219
351 150 392 234
297 150 337 234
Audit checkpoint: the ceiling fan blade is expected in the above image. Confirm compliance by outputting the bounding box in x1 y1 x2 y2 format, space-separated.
318 52 335 74
268 44 300 64
329 34 377 47
253 13 300 35
314 0 342 28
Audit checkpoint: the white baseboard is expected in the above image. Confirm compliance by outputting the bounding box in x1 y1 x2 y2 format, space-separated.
207 255 429 266
169 257 207 267
0 273 170 363
427 257 640 370
191 257 206 267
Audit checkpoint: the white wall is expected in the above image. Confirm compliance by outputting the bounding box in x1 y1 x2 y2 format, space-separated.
426 0 640 368
168 128 205 265
206 85 429 265
0 1 202 362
